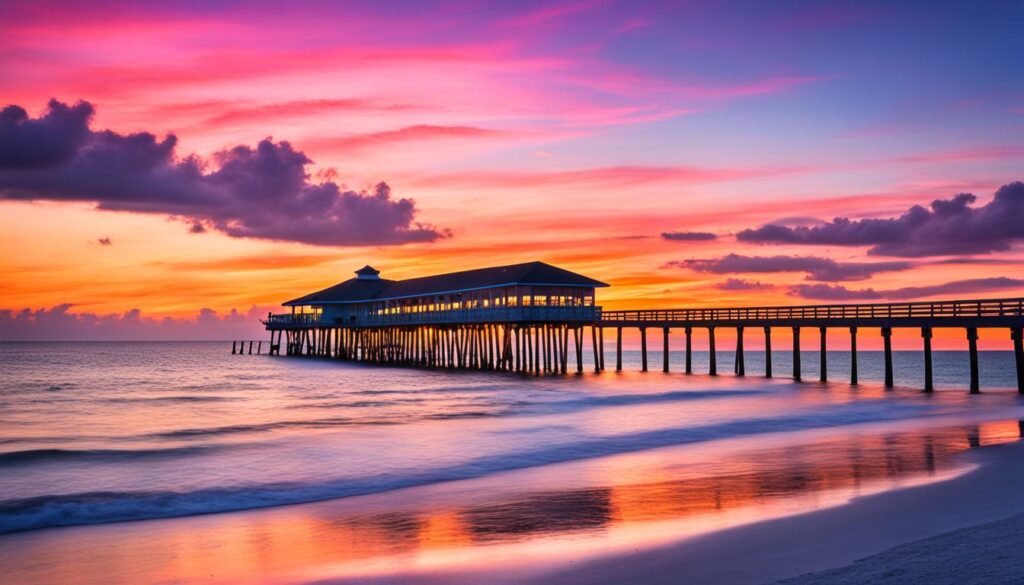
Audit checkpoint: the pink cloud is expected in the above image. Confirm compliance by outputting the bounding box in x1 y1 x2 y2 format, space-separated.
0 304 271 341
304 125 508 154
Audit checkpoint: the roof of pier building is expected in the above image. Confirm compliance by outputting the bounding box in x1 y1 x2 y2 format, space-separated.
284 261 609 306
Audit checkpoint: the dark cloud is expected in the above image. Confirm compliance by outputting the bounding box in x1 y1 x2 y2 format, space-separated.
789 284 882 301
97 237 112 245
737 182 1024 257
0 99 447 247
790 277 1024 301
717 278 773 291
669 253 911 281
661 231 717 241
0 99 94 168
0 304 272 341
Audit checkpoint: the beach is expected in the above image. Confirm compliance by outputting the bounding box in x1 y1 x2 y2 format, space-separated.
2 342 1024 584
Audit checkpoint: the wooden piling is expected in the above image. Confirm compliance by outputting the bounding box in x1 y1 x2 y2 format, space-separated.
763 326 772 378
792 327 801 381
967 327 980 394
615 327 623 372
735 326 745 376
640 327 648 372
818 326 827 383
591 325 600 373
882 327 894 388
922 327 934 392
849 327 858 385
663 327 670 373
1012 327 1024 394
577 327 585 372
685 326 693 374
708 327 717 376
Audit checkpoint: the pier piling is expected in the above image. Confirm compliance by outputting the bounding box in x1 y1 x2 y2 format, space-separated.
849 327 858 385
663 327 670 373
735 326 745 376
882 327 894 388
967 327 980 394
792 327 801 381
708 327 717 376
922 327 934 392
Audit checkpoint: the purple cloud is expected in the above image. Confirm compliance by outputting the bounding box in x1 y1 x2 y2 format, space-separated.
790 277 1024 301
737 182 1024 257
717 278 773 291
0 99 93 169
670 253 911 281
662 231 717 241
0 99 447 246
0 304 272 341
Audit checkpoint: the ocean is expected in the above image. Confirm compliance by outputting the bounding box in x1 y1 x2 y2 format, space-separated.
1 341 1023 583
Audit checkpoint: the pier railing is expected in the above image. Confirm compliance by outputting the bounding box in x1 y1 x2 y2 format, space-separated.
265 306 602 328
600 297 1024 327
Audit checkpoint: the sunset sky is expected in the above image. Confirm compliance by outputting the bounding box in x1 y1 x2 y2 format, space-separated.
1 0 1022 343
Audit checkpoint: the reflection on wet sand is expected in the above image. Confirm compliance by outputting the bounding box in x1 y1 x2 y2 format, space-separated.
5 420 1021 585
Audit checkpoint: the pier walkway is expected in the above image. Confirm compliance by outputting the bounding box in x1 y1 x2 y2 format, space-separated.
261 296 1024 394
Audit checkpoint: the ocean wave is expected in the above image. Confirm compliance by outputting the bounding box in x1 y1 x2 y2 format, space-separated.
0 400 948 534
0 445 219 467
104 395 240 404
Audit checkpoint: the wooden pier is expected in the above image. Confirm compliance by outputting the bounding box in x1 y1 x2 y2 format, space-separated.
600 297 1024 393
260 263 1024 393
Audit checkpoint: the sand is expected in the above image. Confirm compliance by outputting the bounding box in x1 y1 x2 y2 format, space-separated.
772 512 1024 585
526 441 1024 585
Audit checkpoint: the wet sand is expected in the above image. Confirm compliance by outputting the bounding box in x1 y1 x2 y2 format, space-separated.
525 441 1024 585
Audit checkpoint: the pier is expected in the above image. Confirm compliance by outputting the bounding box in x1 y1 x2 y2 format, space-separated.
263 262 1024 393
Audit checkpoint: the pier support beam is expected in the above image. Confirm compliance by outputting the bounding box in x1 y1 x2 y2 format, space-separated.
882 327 894 389
967 327 980 394
1012 327 1024 394
663 327 670 372
708 327 717 376
685 327 693 374
922 327 934 392
640 327 648 372
819 327 827 382
591 326 601 373
792 327 801 381
599 327 605 371
763 327 772 378
735 326 745 376
616 327 623 372
849 327 858 385
574 327 583 373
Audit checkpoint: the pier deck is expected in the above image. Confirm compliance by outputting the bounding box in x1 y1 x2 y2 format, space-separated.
260 296 1024 394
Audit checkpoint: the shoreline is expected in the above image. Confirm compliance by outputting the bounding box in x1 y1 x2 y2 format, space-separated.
521 440 1024 585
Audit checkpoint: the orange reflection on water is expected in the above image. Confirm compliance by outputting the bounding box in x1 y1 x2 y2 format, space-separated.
2 421 1018 585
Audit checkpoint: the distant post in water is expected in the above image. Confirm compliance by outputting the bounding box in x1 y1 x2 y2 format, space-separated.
818 326 827 382
763 326 772 378
685 326 693 374
922 326 934 392
881 327 894 388
708 327 717 376
792 327 801 381
640 327 648 372
849 326 858 385
662 327 670 372
735 326 745 376
967 327 980 394
1012 327 1024 394
616 327 623 372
